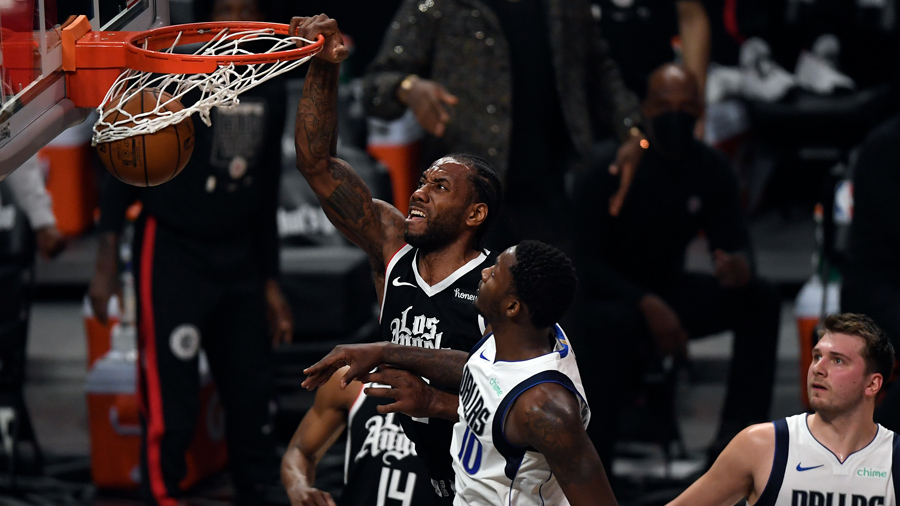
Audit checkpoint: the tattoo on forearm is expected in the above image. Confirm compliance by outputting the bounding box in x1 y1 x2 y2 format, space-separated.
385 346 467 389
325 180 366 223
296 59 340 166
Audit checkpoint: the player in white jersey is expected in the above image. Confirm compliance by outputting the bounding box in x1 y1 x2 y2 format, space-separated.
302 241 618 506
667 313 898 506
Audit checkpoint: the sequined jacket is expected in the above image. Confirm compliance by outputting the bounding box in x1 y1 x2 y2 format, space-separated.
361 0 642 181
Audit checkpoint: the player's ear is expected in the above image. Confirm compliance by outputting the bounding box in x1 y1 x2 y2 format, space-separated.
467 202 488 228
505 297 519 318
866 372 884 398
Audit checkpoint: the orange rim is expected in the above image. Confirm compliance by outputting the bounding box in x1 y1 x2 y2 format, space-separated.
124 22 324 74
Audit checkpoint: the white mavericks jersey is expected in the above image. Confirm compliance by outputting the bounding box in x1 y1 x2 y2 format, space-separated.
756 413 900 506
450 325 590 506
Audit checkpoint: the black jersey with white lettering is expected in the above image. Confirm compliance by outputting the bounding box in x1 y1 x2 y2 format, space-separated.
379 244 494 492
341 388 435 506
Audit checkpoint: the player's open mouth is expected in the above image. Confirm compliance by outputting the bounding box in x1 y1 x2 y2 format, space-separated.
811 383 827 391
408 209 426 220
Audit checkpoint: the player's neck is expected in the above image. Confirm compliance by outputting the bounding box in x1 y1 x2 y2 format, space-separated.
416 242 481 285
493 323 554 362
807 410 878 463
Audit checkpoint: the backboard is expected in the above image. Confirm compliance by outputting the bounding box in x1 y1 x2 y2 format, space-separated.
0 0 168 178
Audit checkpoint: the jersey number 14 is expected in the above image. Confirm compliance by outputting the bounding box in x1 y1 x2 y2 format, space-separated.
377 468 416 506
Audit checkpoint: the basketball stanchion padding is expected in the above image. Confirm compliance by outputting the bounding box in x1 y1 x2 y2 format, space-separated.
96 89 195 187
60 15 324 186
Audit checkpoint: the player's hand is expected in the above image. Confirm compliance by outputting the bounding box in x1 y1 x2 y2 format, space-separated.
713 249 752 288
35 225 65 259
285 481 337 506
638 294 688 357
88 232 121 325
265 279 294 346
301 342 389 390
289 14 349 64
396 77 458 137
362 368 436 418
608 135 646 217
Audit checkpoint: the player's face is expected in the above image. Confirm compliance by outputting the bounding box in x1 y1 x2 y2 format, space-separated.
808 332 876 417
475 247 516 321
405 158 474 252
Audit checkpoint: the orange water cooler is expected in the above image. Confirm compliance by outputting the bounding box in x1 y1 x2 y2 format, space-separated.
38 117 98 237
366 111 423 216
84 322 228 490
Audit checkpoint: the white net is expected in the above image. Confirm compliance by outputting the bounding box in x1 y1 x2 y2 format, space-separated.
92 26 318 145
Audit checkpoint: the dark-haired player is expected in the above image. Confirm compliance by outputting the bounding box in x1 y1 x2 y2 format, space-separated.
301 241 617 506
667 313 899 506
290 14 503 503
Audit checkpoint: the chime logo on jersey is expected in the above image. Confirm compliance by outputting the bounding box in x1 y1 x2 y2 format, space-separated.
354 412 417 465
459 366 491 436
856 467 888 478
791 490 885 506
390 306 444 349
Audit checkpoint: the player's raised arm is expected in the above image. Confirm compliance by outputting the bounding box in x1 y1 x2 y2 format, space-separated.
291 15 406 268
506 384 619 506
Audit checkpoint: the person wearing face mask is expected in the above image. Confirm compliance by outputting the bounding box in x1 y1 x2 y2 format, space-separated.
571 63 782 474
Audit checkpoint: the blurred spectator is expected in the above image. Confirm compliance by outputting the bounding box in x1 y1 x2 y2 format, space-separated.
841 113 900 432
87 1 293 504
572 63 781 470
1 154 65 259
361 0 645 254
280 366 434 506
593 0 710 102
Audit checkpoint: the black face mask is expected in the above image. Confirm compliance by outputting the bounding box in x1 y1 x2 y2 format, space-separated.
648 111 698 159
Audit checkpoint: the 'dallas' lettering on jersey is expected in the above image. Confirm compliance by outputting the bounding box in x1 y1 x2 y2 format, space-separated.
390 306 444 349
791 490 885 506
459 366 491 436
355 412 418 466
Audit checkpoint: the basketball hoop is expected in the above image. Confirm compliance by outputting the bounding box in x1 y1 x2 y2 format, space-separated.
60 16 324 145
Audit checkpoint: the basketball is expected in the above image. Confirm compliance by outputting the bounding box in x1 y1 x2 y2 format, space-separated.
96 89 195 187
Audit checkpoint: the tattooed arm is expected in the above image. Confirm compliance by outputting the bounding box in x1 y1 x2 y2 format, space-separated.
291 15 407 269
505 384 619 506
302 342 467 393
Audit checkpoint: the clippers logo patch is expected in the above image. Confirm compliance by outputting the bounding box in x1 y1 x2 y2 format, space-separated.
170 324 201 360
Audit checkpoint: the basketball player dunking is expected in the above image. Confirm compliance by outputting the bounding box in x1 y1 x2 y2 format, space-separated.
667 313 899 506
301 241 618 506
290 14 503 503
